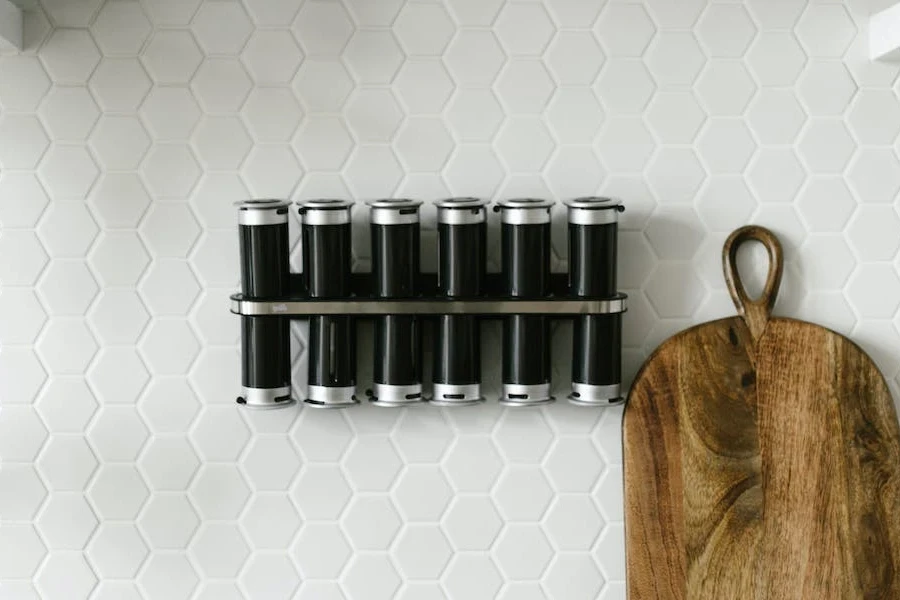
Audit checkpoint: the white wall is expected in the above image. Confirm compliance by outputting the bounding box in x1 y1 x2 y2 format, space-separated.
0 0 897 598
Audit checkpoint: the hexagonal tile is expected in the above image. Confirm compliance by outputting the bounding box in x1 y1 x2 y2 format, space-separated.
0 55 49 111
291 464 352 520
36 318 98 375
293 116 355 171
191 116 252 170
392 59 453 115
747 147 807 204
340 494 402 550
242 30 303 84
39 29 100 84
0 289 45 345
441 435 502 492
445 0 503 25
746 89 807 145
594 3 655 57
800 235 856 289
36 493 97 550
442 554 502 600
88 406 149 461
696 176 759 233
39 145 99 200
139 436 200 491
492 466 554 521
291 523 350 580
87 465 148 520
240 553 299 600
696 119 757 175
88 344 148 399
189 173 248 229
88 232 150 286
138 494 199 549
241 88 302 142
342 554 401 600
645 31 705 88
241 493 300 549
141 144 202 199
242 145 303 198
189 464 251 520
88 173 151 229
393 525 452 579
140 319 200 375
89 58 151 112
645 91 705 144
139 378 199 434
0 114 49 170
192 1 251 55
494 117 555 171
797 177 856 233
441 496 502 551
394 2 453 56
797 119 856 174
847 206 900 261
189 347 242 404
595 117 657 172
345 88 403 142
89 115 151 170
0 172 49 228
646 148 706 204
445 88 504 142
0 524 46 579
544 554 605 599
141 0 201 25
444 30 506 86
544 146 605 199
495 2 553 56
35 551 97 600
544 438 605 492
340 435 401 492
191 58 252 113
241 436 301 491
645 263 705 318
544 495 604 550
293 58 354 112
91 1 152 55
795 4 856 58
595 59 654 114
546 89 604 146
87 524 148 579
37 436 97 491
392 466 453 522
36 260 97 317
140 87 202 141
746 0 806 28
644 0 704 28
292 1 352 55
140 204 201 258
746 32 807 87
190 289 239 345
0 230 48 286
494 59 554 114
495 410 554 463
92 581 143 600
342 145 402 199
139 260 201 316
141 30 202 84
343 30 403 84
343 0 403 26
545 31 604 85
848 148 900 204
190 523 250 578
594 463 624 521
389 410 451 464
395 118 454 171
848 89 900 145
797 60 857 117
695 60 756 116
0 465 47 520
138 553 199 600
36 377 97 433
0 406 47 462
696 4 756 58
494 524 553 580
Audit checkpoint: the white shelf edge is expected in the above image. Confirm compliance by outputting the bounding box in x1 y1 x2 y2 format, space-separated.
0 0 22 51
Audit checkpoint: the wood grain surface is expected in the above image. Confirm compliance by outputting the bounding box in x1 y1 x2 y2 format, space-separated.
624 226 900 600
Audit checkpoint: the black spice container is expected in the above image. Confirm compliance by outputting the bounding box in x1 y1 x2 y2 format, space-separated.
495 198 554 406
368 199 423 407
236 200 294 409
299 199 357 408
566 196 624 406
431 198 488 406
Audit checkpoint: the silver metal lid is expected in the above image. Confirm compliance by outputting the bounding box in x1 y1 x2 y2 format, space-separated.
566 196 623 226
236 199 290 226
368 198 422 225
436 197 488 225
495 198 555 209
298 198 354 225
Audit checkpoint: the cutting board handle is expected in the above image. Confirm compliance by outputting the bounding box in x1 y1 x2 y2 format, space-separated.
723 225 784 342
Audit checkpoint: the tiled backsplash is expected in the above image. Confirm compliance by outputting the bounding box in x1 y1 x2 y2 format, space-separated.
1 0 898 598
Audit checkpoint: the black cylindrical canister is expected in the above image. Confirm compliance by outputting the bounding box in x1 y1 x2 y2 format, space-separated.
236 200 293 409
431 198 488 406
496 198 554 406
566 196 624 407
369 199 423 407
299 199 357 408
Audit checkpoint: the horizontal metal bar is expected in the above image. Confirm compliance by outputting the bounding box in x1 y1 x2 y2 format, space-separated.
230 294 627 317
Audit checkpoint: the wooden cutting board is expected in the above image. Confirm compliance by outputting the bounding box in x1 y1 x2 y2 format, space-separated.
623 225 900 599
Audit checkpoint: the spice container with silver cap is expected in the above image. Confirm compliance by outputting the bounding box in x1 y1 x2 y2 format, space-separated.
431 198 488 406
298 199 358 408
368 199 423 407
235 200 294 409
495 198 554 406
566 196 624 406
